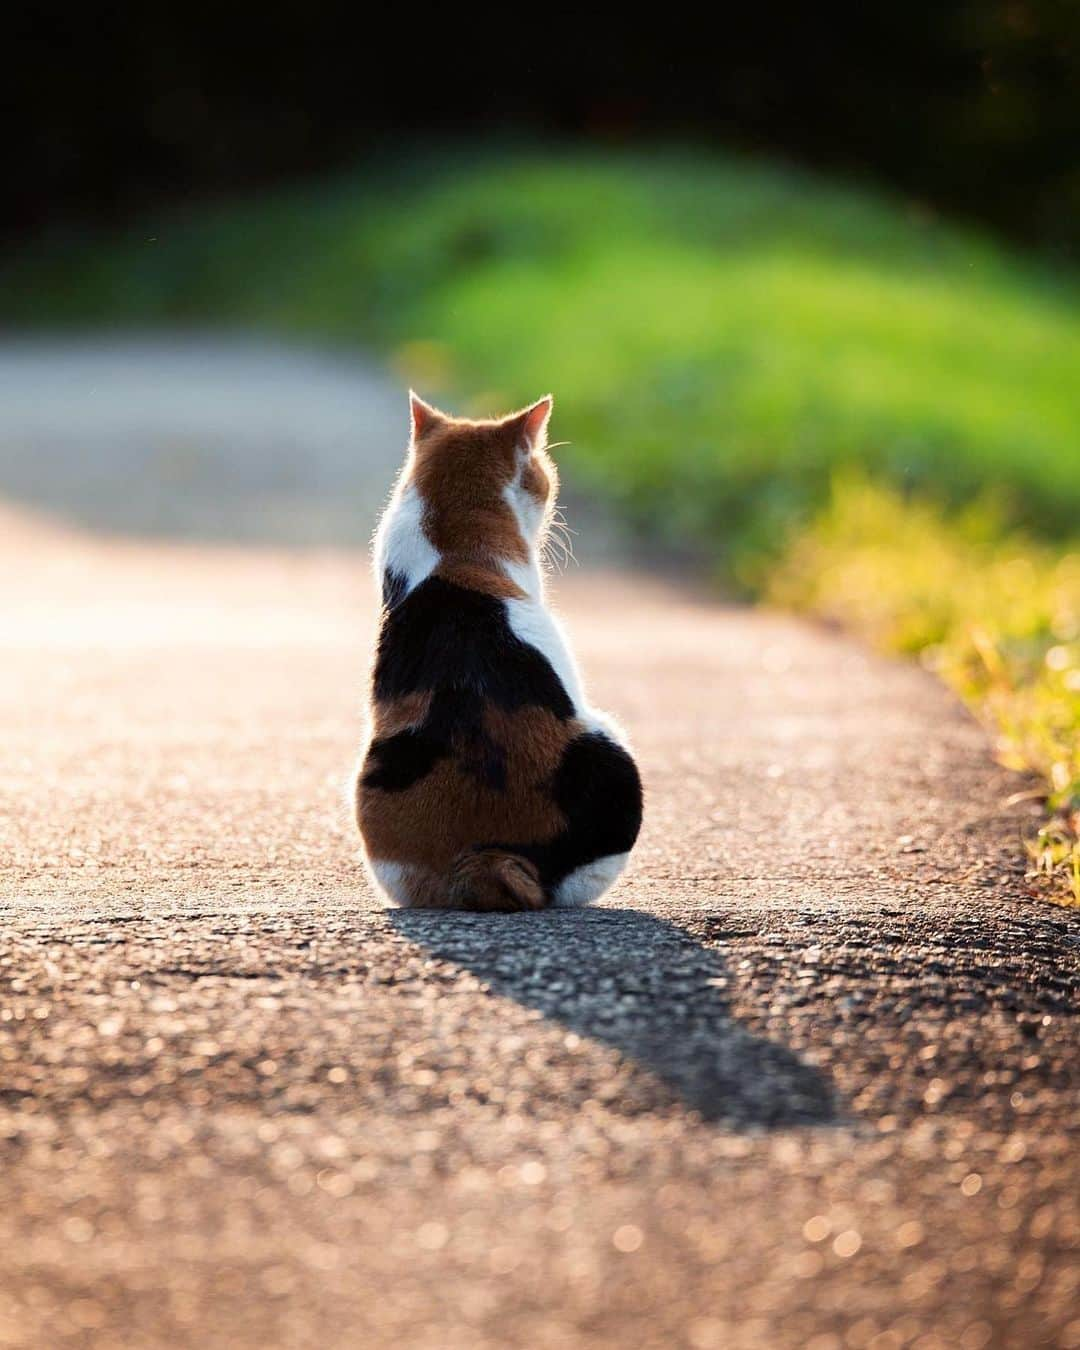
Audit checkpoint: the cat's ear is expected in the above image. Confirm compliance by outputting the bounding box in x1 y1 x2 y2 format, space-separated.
409 390 445 441
509 395 553 451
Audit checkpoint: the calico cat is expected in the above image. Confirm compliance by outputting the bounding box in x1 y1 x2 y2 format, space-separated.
355 392 643 912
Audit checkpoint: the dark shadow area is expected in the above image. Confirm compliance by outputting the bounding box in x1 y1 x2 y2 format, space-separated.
11 11 1080 255
388 906 838 1128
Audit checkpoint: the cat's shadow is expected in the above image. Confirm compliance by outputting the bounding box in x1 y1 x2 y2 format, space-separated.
387 905 838 1128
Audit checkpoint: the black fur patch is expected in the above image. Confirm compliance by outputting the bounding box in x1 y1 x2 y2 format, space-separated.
484 731 643 889
373 577 574 718
362 728 442 790
551 731 644 860
362 687 509 792
381 568 409 611
364 577 572 794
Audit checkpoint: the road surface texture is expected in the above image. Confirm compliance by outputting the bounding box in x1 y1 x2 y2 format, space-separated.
1 338 1078 1349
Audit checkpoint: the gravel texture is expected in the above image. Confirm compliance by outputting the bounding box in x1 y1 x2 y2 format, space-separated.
2 511 1077 1350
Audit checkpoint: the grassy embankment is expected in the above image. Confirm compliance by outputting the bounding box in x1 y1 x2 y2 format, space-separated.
8 150 1078 897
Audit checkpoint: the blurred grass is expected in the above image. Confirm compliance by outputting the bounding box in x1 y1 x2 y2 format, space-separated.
770 478 1079 901
6 147 1079 887
7 150 1080 563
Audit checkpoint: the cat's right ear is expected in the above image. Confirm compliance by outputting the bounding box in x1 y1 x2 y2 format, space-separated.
409 391 444 441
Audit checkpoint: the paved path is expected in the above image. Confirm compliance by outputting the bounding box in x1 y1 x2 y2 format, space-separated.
0 334 404 544
1 339 1077 1349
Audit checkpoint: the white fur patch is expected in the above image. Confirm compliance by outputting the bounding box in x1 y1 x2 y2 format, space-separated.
501 488 631 747
504 594 588 715
582 706 632 750
503 470 546 554
502 468 546 600
552 852 630 908
503 556 545 603
365 857 413 907
372 477 439 597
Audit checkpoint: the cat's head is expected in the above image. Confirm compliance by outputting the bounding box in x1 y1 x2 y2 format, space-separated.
405 392 559 562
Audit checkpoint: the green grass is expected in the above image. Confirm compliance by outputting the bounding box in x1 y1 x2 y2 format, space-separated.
9 150 1080 564
8 147 1080 891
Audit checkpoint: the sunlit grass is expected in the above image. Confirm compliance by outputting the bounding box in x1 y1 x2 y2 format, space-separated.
769 478 1080 902
1026 822 1080 906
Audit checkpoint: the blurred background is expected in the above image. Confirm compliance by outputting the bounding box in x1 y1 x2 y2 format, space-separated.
4 2 1079 871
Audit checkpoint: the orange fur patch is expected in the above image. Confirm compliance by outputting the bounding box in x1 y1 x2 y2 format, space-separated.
434 561 525 600
412 418 528 565
521 451 555 508
372 691 432 738
357 709 583 876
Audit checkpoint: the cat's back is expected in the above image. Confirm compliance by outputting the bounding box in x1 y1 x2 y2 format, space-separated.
372 569 575 721
355 392 642 911
358 566 584 858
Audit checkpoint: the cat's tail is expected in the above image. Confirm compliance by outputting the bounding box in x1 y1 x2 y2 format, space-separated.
447 849 546 912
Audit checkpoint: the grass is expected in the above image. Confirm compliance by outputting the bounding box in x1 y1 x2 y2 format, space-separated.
7 146 1080 896
9 150 1080 558
769 478 1080 903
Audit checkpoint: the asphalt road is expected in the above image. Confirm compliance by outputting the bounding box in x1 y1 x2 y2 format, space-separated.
1 339 1078 1349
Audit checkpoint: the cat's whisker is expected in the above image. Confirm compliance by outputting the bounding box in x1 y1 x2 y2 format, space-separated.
543 526 576 573
540 529 563 571
541 533 567 573
546 512 577 566
552 536 574 567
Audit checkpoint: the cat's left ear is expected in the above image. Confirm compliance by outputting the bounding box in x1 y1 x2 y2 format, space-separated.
409 390 446 442
510 395 553 452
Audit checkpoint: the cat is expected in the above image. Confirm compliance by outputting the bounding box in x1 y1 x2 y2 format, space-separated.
355 391 643 912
